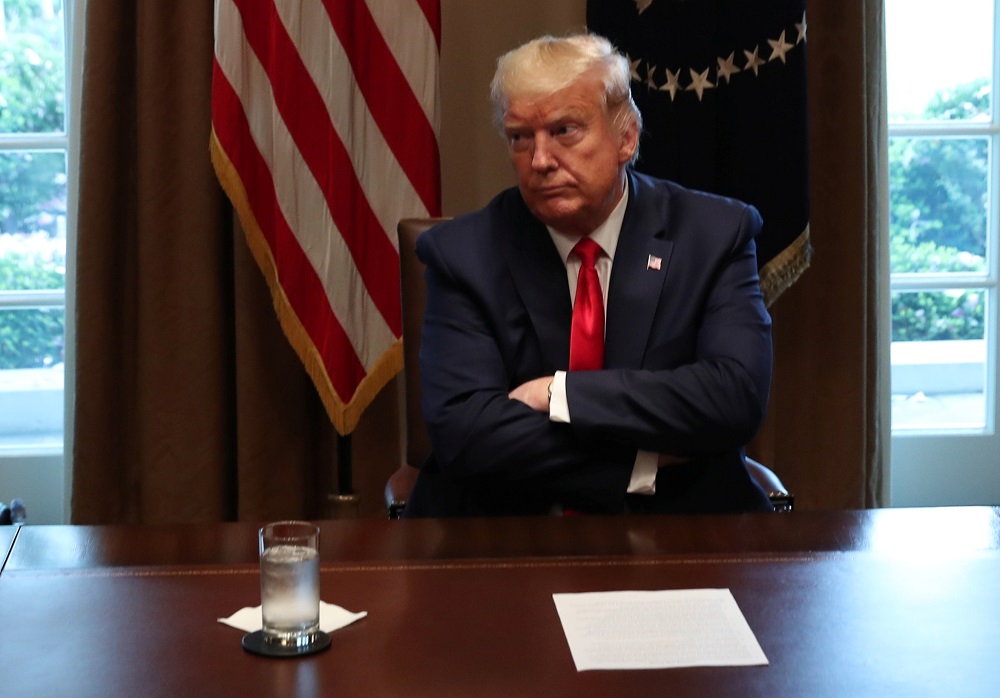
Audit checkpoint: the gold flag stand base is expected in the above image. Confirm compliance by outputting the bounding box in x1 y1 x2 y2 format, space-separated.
328 493 361 520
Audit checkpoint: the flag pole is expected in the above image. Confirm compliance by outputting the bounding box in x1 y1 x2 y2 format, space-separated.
328 433 361 519
338 433 353 494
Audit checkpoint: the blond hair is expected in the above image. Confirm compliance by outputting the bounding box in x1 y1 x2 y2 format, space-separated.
489 34 642 159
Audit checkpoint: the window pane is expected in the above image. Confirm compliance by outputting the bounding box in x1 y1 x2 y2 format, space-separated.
886 0 993 122
889 137 988 273
892 290 985 342
0 0 66 134
0 150 67 293
0 305 65 447
891 290 987 430
0 306 64 369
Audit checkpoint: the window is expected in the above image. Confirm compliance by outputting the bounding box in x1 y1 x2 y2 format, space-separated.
887 0 1000 504
0 0 68 454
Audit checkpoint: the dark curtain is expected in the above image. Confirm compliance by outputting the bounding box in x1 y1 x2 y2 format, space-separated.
71 1 401 524
751 0 889 509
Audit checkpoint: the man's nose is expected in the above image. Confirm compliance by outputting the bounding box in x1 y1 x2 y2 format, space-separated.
531 135 557 171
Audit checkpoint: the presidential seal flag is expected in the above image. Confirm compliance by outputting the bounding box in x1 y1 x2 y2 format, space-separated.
588 0 810 305
210 0 442 435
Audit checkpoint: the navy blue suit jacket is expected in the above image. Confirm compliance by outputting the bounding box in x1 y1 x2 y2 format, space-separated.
403 170 773 517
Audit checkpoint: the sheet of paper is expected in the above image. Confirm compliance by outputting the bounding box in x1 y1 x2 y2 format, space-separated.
552 588 768 671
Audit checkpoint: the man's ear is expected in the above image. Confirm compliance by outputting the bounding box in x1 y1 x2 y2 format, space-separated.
619 118 640 164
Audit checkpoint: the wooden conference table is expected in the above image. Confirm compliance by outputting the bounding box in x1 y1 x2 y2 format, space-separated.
1 507 999 697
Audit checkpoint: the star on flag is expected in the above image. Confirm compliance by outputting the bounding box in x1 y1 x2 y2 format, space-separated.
716 52 741 84
620 13 807 97
767 30 793 64
743 46 765 76
685 67 714 101
659 67 682 100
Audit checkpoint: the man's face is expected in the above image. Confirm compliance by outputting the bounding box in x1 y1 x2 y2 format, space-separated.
503 79 637 237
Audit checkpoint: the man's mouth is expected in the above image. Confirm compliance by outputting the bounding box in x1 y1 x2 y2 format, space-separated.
536 185 569 196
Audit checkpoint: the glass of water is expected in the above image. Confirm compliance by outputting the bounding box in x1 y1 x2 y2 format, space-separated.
258 521 321 649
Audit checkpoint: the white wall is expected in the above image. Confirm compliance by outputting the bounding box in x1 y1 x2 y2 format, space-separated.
0 453 64 524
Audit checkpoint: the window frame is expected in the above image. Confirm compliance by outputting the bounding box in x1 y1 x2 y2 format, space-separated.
0 1 77 458
887 0 1000 507
887 6 1000 436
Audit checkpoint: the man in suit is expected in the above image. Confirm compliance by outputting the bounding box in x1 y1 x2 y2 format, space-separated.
402 34 773 517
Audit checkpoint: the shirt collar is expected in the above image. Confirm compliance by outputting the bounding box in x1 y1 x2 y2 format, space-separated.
546 183 629 265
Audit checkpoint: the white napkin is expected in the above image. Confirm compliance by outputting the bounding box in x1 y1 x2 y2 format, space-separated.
218 602 367 633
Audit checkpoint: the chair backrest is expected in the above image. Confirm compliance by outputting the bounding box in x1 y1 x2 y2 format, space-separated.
398 217 448 468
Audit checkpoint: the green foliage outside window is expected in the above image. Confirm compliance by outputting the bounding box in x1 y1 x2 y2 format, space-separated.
0 0 67 369
0 237 63 368
0 306 63 369
892 289 984 343
0 0 66 237
889 78 990 342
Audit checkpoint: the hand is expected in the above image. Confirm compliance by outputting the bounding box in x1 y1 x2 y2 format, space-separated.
508 376 553 413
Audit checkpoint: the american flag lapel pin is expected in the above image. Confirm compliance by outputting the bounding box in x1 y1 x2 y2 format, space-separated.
646 254 662 271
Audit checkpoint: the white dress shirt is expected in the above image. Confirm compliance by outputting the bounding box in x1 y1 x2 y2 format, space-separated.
544 187 658 495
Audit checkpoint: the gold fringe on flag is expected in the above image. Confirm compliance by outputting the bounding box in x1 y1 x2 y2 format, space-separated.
759 224 812 308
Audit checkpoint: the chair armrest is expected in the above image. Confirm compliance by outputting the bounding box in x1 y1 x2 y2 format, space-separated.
746 457 795 512
384 464 421 519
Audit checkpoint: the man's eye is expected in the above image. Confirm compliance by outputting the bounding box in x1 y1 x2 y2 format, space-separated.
554 125 577 137
508 132 531 149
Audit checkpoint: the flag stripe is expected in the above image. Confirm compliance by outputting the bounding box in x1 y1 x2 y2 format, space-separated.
232 0 403 335
212 60 367 400
413 0 441 48
322 0 441 216
364 0 440 130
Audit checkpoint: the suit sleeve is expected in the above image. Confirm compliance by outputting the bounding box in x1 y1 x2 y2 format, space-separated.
417 230 634 511
565 203 772 456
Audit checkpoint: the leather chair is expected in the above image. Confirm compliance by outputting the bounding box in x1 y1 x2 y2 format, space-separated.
384 218 794 516
385 218 443 518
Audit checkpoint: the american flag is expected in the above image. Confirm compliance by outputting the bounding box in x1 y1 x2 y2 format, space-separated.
210 0 441 435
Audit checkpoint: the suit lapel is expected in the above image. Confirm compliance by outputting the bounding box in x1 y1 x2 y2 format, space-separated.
506 201 573 371
605 172 674 368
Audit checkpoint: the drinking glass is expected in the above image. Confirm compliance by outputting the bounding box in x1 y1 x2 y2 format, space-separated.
258 521 321 649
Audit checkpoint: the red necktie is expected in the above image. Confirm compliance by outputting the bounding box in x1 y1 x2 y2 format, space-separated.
569 238 604 371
